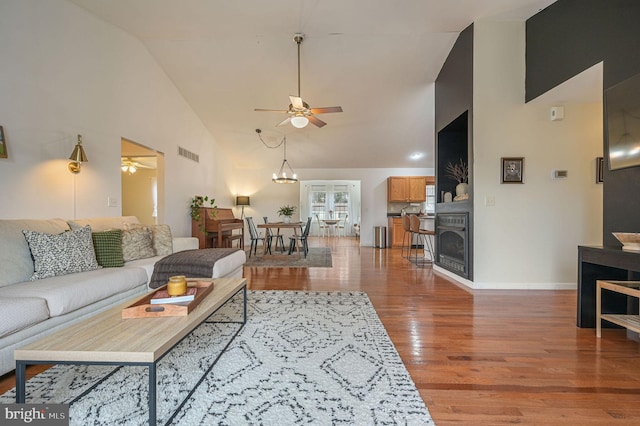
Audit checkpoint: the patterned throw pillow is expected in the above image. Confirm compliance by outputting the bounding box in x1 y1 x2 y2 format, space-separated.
92 229 124 267
22 225 100 280
150 224 173 256
123 223 173 256
121 226 155 261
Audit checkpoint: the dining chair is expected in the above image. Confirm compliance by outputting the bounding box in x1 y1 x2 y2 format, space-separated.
409 214 435 266
245 217 265 258
289 217 312 257
337 214 349 237
263 216 285 254
315 213 328 237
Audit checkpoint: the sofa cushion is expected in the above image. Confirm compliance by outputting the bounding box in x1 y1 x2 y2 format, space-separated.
22 225 99 280
0 218 71 288
121 225 155 261
0 297 50 338
68 216 140 232
92 229 125 267
0 267 148 317
126 255 164 282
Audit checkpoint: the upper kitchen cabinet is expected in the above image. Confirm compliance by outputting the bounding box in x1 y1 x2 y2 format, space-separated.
387 176 428 202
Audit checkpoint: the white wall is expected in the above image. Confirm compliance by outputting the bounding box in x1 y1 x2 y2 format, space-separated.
227 167 433 246
0 0 233 237
122 168 156 226
471 20 603 289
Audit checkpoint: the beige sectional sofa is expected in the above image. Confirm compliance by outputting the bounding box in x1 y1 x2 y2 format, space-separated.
0 216 246 375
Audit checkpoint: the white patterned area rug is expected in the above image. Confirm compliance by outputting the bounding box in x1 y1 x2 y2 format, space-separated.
1 291 434 425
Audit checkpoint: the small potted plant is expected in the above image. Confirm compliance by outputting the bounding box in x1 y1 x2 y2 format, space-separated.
277 204 296 223
190 195 217 233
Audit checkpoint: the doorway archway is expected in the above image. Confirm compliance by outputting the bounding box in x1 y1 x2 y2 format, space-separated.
121 138 165 225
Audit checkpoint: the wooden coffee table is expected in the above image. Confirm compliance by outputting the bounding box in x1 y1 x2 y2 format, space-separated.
14 277 247 426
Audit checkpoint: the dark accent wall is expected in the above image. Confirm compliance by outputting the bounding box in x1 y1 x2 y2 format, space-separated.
435 25 473 133
526 0 640 246
435 24 474 280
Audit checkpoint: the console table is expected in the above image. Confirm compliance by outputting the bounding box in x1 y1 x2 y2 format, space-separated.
577 245 640 328
596 280 640 338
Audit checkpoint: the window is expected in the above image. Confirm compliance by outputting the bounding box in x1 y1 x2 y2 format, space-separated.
300 181 361 237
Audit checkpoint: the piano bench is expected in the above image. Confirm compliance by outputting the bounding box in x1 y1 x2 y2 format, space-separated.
223 234 243 249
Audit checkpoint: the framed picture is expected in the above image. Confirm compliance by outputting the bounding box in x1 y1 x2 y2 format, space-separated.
596 157 604 183
501 157 524 184
0 126 7 159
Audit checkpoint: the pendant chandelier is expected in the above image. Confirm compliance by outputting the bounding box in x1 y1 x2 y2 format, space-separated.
272 137 297 184
256 129 299 184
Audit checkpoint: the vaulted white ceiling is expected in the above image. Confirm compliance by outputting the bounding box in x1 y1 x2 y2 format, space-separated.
69 0 556 170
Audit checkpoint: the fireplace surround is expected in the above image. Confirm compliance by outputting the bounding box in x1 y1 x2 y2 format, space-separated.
435 212 469 279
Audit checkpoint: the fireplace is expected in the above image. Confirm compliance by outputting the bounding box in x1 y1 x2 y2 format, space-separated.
436 212 469 278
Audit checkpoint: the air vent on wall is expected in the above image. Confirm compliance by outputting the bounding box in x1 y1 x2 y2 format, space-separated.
178 146 199 163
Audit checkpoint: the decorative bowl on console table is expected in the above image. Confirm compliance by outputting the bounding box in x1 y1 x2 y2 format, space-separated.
613 232 640 251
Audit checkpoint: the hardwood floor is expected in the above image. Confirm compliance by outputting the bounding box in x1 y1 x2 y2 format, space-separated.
2 236 639 424
247 237 640 425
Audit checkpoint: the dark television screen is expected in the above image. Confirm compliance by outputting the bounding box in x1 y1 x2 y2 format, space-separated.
605 72 640 170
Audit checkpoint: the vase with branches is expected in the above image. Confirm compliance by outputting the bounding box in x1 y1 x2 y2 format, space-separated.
445 158 468 183
445 159 469 199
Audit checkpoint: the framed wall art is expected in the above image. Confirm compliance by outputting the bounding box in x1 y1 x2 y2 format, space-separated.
501 157 524 184
596 157 604 183
0 126 6 159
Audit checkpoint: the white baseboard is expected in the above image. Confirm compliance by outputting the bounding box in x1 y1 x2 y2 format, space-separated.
433 265 577 290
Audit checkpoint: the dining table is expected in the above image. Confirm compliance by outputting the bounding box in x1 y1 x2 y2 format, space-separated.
321 218 340 237
257 221 305 254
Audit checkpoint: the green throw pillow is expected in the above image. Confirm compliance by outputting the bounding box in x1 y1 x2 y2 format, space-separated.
92 229 124 267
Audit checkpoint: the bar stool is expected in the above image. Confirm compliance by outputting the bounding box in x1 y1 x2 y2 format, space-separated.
401 214 413 259
409 215 435 266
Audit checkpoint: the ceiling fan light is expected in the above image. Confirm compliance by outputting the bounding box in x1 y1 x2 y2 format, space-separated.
290 115 309 128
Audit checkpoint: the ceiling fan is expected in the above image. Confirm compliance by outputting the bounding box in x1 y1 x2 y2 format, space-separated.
254 33 343 129
121 157 155 174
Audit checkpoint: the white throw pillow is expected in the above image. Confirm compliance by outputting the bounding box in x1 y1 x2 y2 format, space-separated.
22 225 99 280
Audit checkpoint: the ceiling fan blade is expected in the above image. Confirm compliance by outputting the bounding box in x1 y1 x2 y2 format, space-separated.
310 106 343 114
276 117 292 127
290 96 305 110
308 115 327 128
255 108 289 113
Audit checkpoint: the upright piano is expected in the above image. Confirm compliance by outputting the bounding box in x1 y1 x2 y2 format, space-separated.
191 207 244 249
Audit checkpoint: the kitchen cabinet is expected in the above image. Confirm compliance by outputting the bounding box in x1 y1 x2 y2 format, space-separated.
387 176 428 202
388 217 406 248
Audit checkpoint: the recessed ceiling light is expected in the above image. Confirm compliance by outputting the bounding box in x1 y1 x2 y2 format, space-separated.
409 152 424 160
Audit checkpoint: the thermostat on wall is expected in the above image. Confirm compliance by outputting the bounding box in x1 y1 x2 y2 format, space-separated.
550 106 564 121
553 170 568 179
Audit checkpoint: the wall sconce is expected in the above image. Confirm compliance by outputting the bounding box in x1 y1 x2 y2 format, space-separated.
236 195 250 219
68 134 88 174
